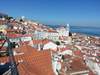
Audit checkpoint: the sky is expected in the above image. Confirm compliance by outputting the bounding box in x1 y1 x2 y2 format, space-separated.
0 0 100 26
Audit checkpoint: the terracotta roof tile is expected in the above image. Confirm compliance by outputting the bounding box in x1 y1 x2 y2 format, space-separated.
14 50 54 75
60 57 89 74
32 39 50 45
0 45 55 75
70 57 88 71
74 50 83 57
13 45 37 55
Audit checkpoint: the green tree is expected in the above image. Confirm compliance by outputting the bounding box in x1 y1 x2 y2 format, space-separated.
55 41 60 45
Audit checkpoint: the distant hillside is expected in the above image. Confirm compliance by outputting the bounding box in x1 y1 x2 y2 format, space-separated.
0 12 8 18
47 25 66 29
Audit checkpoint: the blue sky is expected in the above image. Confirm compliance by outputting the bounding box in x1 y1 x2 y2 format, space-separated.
0 0 100 26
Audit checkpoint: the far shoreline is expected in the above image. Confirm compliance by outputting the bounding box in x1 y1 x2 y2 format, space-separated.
73 32 100 37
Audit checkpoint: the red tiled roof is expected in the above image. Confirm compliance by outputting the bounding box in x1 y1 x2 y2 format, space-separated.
13 45 37 55
60 57 89 75
60 47 70 52
74 50 82 56
16 50 54 75
32 39 50 45
0 45 55 75
70 57 88 71
7 33 32 38
47 29 57 33
7 33 22 38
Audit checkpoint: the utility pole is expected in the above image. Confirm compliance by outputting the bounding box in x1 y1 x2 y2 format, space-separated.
6 37 19 75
